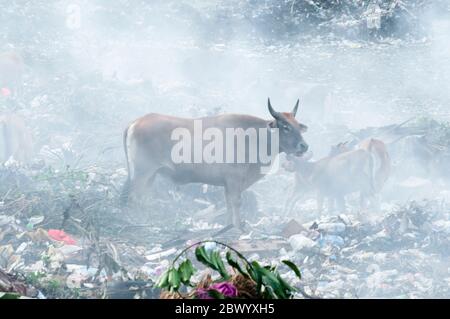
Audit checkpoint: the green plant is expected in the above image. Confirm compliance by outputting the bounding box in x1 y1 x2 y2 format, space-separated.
46 279 62 294
25 271 46 286
41 254 51 267
156 240 302 299
71 287 81 299
0 292 22 299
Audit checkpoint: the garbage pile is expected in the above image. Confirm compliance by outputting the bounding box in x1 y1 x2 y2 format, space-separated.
0 161 261 299
327 117 450 186
194 0 432 41
0 117 449 299
2 167 448 299
276 200 450 298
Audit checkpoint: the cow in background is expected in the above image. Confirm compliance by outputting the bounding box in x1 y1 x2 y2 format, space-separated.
283 138 390 215
329 138 391 193
0 113 34 164
0 51 25 97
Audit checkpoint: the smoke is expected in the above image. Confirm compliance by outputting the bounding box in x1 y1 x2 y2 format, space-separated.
1 1 450 300
2 0 450 187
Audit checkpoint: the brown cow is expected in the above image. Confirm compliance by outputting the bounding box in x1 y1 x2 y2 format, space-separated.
329 138 391 193
284 138 390 214
284 149 375 214
121 99 309 229
357 138 391 192
0 113 34 164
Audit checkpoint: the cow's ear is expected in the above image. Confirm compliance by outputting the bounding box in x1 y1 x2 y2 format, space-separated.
299 123 308 133
268 120 277 129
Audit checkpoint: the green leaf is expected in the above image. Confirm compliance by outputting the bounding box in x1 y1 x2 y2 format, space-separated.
226 251 249 278
233 249 247 262
282 260 302 280
255 264 288 299
264 265 277 271
0 292 21 299
211 251 230 280
195 245 230 279
207 289 225 299
168 268 181 291
195 246 213 268
178 259 195 285
277 273 296 296
248 261 263 296
155 269 170 288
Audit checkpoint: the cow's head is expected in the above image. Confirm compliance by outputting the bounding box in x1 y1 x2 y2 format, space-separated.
283 151 313 172
328 141 351 157
267 98 308 156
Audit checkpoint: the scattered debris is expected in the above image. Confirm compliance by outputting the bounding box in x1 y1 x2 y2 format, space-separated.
47 229 76 246
0 145 449 299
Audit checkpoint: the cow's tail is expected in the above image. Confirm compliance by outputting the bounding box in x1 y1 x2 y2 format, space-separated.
120 124 131 207
369 139 391 193
377 145 391 192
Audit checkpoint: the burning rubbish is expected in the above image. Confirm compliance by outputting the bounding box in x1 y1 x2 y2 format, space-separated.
1 0 450 301
0 150 449 299
1 101 450 299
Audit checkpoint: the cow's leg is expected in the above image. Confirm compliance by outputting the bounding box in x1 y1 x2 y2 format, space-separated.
119 178 131 206
121 165 158 206
359 192 368 210
317 193 324 215
371 193 381 211
289 193 304 215
327 197 335 213
284 187 302 215
231 193 242 229
224 185 243 229
121 175 148 205
336 196 346 212
284 189 295 214
357 192 369 219
131 171 157 201
224 187 233 225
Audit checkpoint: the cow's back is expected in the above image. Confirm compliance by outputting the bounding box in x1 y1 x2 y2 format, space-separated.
126 113 269 187
312 149 373 195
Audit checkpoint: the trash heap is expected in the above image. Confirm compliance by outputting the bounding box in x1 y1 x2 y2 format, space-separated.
1 116 450 299
275 200 450 298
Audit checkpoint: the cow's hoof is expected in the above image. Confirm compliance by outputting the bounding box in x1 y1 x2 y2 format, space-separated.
213 222 248 237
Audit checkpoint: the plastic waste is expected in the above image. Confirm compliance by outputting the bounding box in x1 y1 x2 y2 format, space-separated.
289 234 317 252
319 235 345 248
318 223 346 234
47 229 76 245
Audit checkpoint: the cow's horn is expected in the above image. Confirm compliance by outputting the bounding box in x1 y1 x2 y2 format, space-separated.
292 99 299 117
268 98 280 119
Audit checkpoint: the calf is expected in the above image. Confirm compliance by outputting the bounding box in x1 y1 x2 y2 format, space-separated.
284 146 376 214
329 138 391 193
